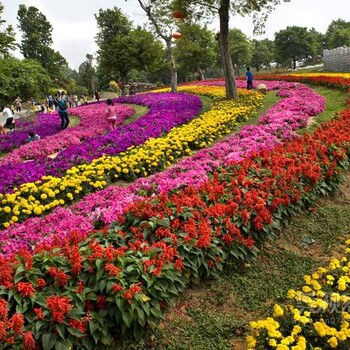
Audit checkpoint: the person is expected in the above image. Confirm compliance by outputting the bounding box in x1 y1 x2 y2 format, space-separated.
246 67 253 90
73 94 78 107
48 95 54 110
28 131 40 142
129 84 136 95
55 93 70 130
105 98 120 131
95 91 100 102
1 105 15 131
14 96 22 112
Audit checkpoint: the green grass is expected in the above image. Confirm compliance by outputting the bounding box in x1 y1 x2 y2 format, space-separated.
304 86 349 134
123 104 149 125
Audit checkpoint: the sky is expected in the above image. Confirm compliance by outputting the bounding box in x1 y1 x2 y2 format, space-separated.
2 0 350 70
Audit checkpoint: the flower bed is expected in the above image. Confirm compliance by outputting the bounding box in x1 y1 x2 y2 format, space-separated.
247 238 350 349
0 100 348 348
0 93 201 194
0 82 325 255
0 113 61 153
0 90 257 229
0 103 135 165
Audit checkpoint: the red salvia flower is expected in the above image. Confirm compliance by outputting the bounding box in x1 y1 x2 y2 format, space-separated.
36 278 46 289
68 319 86 334
23 331 36 350
0 321 6 341
16 282 35 298
34 308 44 320
0 298 8 321
111 283 124 293
46 296 71 323
105 264 121 277
11 313 24 335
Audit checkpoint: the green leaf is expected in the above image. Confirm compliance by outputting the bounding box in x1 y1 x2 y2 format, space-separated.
42 332 57 350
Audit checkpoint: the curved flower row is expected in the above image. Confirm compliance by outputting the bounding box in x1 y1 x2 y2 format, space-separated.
254 72 350 92
0 94 346 348
0 89 260 229
0 93 202 194
0 103 135 165
0 82 325 255
248 238 350 350
0 112 61 153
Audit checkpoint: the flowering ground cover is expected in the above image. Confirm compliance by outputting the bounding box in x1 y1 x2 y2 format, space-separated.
0 82 325 257
0 90 257 229
0 112 61 153
0 103 135 165
254 72 350 92
247 238 350 349
0 93 201 194
0 75 348 349
0 87 347 348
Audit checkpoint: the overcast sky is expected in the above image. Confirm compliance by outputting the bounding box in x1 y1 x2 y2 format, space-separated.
2 0 350 70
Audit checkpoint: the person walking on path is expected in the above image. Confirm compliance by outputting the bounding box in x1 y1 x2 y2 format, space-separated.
56 93 70 130
246 67 253 90
14 96 22 112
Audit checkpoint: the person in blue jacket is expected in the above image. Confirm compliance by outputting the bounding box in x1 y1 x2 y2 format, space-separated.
55 92 70 130
246 67 253 90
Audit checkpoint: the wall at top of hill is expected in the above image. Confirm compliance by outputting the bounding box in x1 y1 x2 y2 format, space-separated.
323 47 350 72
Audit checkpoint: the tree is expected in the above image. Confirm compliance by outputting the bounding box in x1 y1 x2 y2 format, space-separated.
95 7 164 94
17 5 68 79
325 19 350 49
0 57 52 105
274 26 315 69
172 0 290 99
251 38 274 71
228 28 253 74
174 22 217 81
0 2 16 57
129 1 181 92
78 54 98 95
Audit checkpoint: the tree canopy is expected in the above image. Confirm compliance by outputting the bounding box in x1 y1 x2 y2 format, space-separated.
325 19 350 49
17 4 68 79
0 2 16 57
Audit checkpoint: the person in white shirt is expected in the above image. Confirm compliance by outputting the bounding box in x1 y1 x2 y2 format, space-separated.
1 105 15 131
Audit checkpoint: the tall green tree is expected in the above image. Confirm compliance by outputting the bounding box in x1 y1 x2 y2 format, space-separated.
325 19 350 49
0 57 52 104
17 4 67 79
172 0 290 99
274 26 315 69
78 54 98 94
251 38 274 71
228 28 253 73
0 2 16 57
174 22 217 81
95 7 164 94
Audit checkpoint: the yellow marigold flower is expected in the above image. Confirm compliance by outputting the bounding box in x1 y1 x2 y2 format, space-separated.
273 304 284 317
40 193 48 200
328 336 338 348
33 207 42 215
246 335 256 348
3 206 11 213
287 289 296 299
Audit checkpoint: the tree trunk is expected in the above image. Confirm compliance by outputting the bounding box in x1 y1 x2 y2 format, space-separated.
121 74 127 96
198 68 205 80
218 0 237 100
293 57 297 70
166 39 177 93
